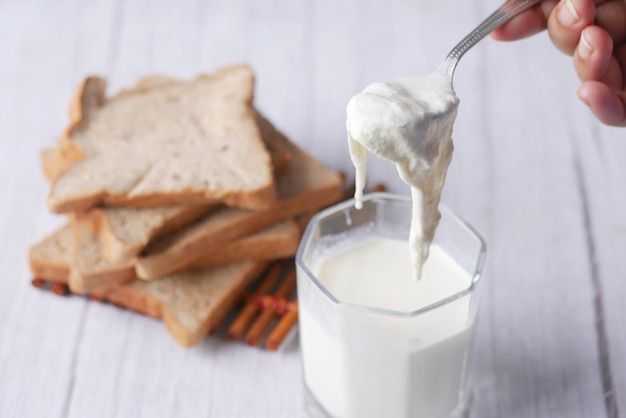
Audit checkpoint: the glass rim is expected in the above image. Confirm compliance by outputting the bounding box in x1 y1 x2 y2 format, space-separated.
295 192 487 319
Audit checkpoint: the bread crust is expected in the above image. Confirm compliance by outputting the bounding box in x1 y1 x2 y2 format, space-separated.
28 225 74 282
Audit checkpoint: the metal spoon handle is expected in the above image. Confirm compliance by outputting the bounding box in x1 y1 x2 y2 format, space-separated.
437 0 543 80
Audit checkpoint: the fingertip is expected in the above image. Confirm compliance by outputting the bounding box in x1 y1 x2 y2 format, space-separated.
490 27 509 41
579 25 614 58
547 0 596 54
577 81 626 127
574 26 616 84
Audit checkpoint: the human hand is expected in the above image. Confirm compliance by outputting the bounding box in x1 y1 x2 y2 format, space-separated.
491 0 626 127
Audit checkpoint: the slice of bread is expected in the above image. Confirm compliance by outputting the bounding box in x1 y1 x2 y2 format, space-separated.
46 65 277 213
35 216 299 293
135 134 343 279
29 224 269 347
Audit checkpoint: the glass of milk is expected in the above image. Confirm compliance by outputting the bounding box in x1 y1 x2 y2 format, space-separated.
296 193 486 418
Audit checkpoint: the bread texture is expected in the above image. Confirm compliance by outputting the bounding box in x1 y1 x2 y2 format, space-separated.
29 225 74 282
29 224 269 347
136 134 343 279
95 111 292 264
97 204 217 264
46 65 276 213
68 212 135 293
175 218 300 271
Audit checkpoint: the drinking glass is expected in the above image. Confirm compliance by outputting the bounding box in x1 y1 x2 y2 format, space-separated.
296 193 486 418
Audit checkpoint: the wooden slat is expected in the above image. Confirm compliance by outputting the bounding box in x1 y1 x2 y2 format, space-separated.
568 93 626 417
0 0 115 417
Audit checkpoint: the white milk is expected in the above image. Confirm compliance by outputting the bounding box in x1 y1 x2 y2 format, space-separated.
300 237 475 418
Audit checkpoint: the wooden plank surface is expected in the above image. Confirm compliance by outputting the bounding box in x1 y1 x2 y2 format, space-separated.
0 0 623 417
569 101 626 417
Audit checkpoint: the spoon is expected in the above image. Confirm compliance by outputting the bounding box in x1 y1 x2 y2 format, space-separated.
437 0 543 87
347 0 544 216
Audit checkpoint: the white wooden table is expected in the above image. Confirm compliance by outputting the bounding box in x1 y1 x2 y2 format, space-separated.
1 0 624 417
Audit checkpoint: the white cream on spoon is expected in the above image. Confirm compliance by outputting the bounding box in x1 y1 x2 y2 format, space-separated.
347 72 459 279
347 0 543 280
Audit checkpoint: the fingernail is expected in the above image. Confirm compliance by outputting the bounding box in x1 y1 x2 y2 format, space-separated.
578 31 593 60
557 0 580 26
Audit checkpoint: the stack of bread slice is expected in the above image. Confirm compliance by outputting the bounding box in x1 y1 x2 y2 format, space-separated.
29 65 343 347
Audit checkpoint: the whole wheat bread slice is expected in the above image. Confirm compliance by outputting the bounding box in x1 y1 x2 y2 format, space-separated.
64 212 300 293
136 133 343 279
29 226 269 347
46 65 276 213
